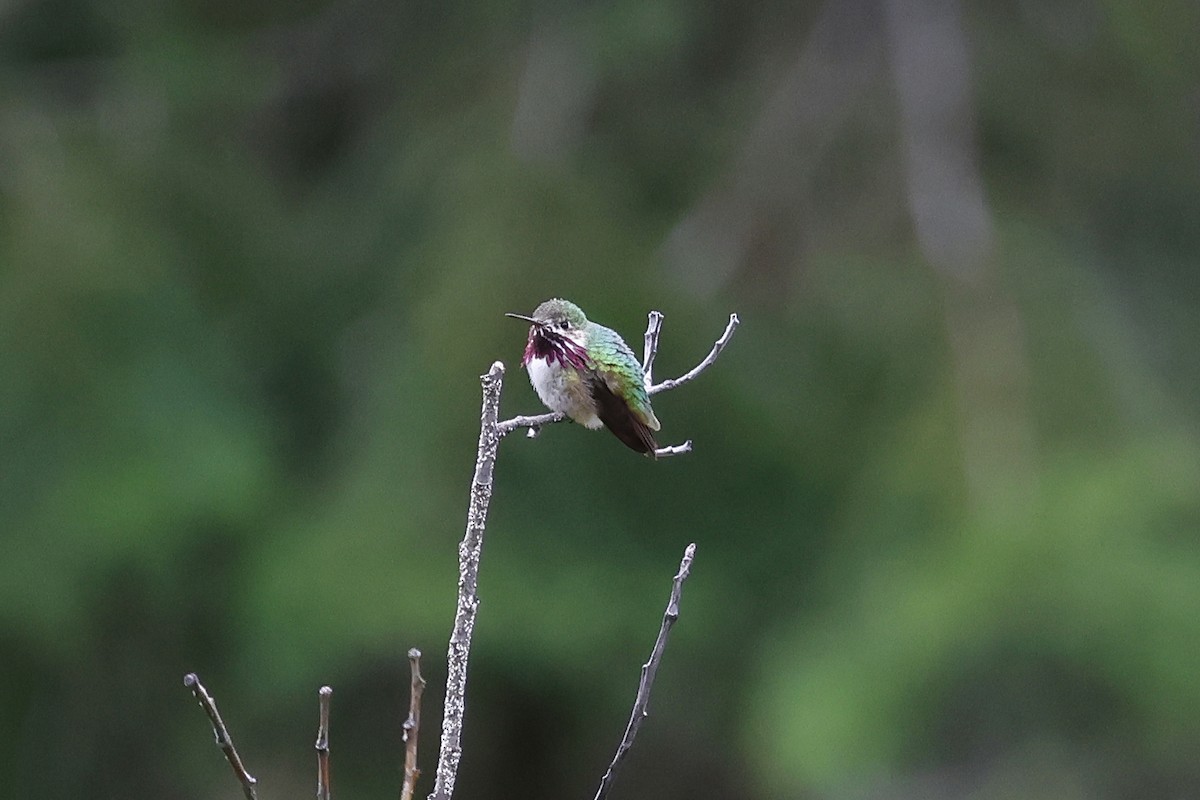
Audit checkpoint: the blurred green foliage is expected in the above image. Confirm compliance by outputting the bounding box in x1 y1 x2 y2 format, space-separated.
2 0 1199 798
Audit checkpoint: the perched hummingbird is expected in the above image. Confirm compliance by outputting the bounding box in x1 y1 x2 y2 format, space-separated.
506 298 661 456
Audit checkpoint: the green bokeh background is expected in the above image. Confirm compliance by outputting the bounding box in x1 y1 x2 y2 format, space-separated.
3 1 1199 798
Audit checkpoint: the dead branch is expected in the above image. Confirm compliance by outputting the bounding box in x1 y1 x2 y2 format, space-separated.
641 310 665 387
427 362 505 800
648 313 739 395
402 648 427 800
592 543 696 800
183 673 259 800
316 685 332 800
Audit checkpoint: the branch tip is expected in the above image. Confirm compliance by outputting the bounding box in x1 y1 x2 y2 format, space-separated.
642 310 665 386
653 440 693 458
316 684 332 800
591 543 698 800
649 312 739 396
403 647 428 800
430 365 504 800
183 672 259 800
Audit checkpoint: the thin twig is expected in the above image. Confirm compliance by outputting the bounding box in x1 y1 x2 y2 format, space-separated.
649 313 740 395
402 648 427 800
592 543 697 800
652 440 693 458
496 410 564 438
642 310 664 388
428 362 506 800
316 686 333 800
183 673 259 800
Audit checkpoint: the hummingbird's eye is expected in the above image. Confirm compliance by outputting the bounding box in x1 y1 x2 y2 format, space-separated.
558 319 570 330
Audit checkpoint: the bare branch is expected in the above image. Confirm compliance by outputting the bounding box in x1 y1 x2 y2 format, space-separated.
592 543 697 800
649 313 740 395
401 648 427 800
182 673 259 800
496 410 564 438
428 362 506 800
652 440 693 458
641 310 664 388
316 686 333 800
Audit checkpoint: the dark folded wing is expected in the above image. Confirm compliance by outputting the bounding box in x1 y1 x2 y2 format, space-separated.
590 378 659 456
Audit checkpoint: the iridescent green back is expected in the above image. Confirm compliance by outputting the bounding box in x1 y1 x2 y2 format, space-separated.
587 323 661 431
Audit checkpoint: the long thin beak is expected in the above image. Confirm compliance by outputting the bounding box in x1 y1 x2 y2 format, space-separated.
505 312 543 326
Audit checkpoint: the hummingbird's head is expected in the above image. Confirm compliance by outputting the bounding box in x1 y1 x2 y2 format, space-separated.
529 298 588 330
506 298 590 368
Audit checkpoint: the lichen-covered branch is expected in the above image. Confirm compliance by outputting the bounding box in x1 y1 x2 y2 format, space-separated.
592 543 697 800
182 673 259 800
428 361 505 800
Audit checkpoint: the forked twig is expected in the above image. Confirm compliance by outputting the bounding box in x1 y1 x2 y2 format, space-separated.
183 673 259 800
649 313 739 395
592 543 697 800
402 648 427 800
316 686 333 800
641 310 665 387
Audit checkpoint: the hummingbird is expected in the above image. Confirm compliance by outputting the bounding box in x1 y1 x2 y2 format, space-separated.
506 298 661 456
